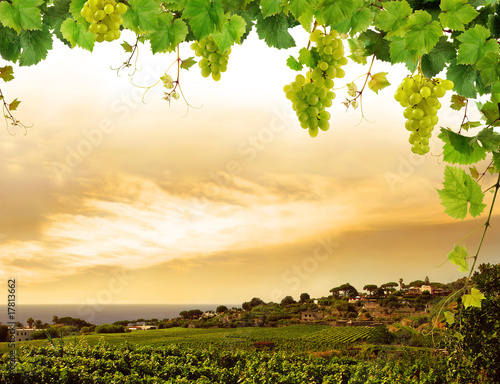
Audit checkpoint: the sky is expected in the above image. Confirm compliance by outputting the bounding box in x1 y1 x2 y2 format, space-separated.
1 26 499 308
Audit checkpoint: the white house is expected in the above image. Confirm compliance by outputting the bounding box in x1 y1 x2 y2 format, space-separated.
15 328 35 342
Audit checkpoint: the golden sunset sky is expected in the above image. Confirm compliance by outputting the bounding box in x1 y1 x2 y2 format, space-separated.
1 28 499 306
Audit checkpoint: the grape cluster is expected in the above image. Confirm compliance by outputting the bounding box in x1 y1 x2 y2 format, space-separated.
284 29 347 137
394 75 454 155
80 0 127 43
191 37 230 82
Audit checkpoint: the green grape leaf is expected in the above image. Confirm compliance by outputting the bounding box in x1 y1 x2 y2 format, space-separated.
491 82 500 104
444 311 455 325
476 52 500 87
493 151 500 171
437 165 487 219
69 0 87 24
164 0 188 12
450 94 467 110
0 0 44 34
183 0 224 39
349 8 374 35
348 38 368 65
212 14 246 53
439 0 479 32
318 0 359 28
150 13 188 54
462 288 485 309
0 66 14 82
374 0 412 37
121 41 133 53
404 10 442 56
286 56 303 71
122 0 160 34
44 0 72 47
180 56 196 70
261 0 281 18
462 121 481 131
288 0 313 19
359 30 391 62
255 13 295 49
388 36 413 64
421 37 456 78
368 72 390 94
60 18 95 51
0 24 21 62
297 7 313 32
19 26 54 66
447 245 469 273
297 47 320 68
438 128 487 164
477 127 500 152
457 25 499 65
447 60 478 98
477 101 500 126
469 165 479 179
9 98 20 111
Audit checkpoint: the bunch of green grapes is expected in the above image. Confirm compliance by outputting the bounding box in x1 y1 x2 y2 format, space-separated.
191 37 230 82
284 29 347 137
394 75 454 155
80 0 127 43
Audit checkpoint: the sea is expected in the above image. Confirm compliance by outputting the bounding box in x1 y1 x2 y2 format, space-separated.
0 304 239 326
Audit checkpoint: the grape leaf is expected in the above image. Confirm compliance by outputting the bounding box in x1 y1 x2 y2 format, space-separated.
462 121 481 131
0 25 21 62
183 0 224 39
0 66 14 82
297 47 320 68
121 41 133 53
286 56 302 71
180 57 196 69
212 14 246 53
439 0 479 32
9 98 20 111
476 52 500 86
122 0 160 34
150 13 188 54
421 37 456 78
447 60 478 98
450 94 467 110
317 0 359 28
469 165 479 179
60 18 94 51
444 311 455 325
19 26 54 66
494 151 500 171
368 72 390 94
462 288 485 309
69 0 87 25
0 0 43 34
491 82 500 104
437 165 487 220
388 36 413 64
404 10 442 56
164 0 188 12
255 13 295 49
348 8 374 35
438 128 487 164
457 25 499 65
477 101 500 126
348 38 368 65
447 245 469 273
374 0 412 37
288 0 313 19
261 0 281 18
359 30 391 62
477 127 500 152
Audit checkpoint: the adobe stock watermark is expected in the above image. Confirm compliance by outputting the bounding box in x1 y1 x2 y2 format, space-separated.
51 65 163 182
269 235 339 302
177 107 294 220
77 268 135 323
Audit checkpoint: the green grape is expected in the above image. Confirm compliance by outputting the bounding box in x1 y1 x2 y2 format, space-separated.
192 36 231 81
83 0 125 43
104 3 114 14
115 2 127 14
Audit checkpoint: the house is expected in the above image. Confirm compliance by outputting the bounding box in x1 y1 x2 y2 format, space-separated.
15 328 35 342
420 285 433 294
301 311 324 322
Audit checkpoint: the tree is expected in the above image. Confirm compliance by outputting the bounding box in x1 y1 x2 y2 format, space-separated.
363 284 378 296
333 283 358 298
299 293 310 303
26 317 34 328
52 315 59 325
280 296 296 306
34 320 44 329
380 282 399 295
409 280 425 288
216 305 228 313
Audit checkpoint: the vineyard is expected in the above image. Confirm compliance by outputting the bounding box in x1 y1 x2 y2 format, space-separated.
0 338 447 384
